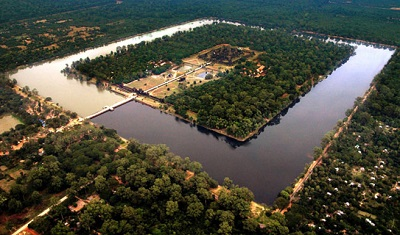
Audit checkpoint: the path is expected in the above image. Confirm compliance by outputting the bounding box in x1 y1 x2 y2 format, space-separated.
144 62 210 93
85 95 136 119
12 196 68 235
85 62 211 119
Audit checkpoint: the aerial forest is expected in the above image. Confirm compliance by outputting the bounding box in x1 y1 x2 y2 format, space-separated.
75 23 352 139
0 123 289 234
285 51 400 234
0 0 399 73
0 0 399 234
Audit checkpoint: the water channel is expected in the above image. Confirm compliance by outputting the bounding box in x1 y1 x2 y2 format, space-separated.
10 20 395 204
10 19 215 117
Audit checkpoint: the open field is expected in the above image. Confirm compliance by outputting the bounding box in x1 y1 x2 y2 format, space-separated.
0 168 26 193
0 115 22 133
132 44 261 100
126 75 169 90
150 80 181 98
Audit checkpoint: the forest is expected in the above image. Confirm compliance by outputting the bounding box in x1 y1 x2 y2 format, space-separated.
75 24 353 139
1 50 399 233
0 0 399 73
0 0 399 234
284 51 400 234
0 123 289 234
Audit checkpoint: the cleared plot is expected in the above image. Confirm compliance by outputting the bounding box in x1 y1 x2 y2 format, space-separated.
0 179 14 193
0 168 26 192
143 45 262 99
150 80 181 98
0 115 22 133
126 75 167 90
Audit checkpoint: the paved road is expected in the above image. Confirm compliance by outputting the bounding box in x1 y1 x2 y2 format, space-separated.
12 196 68 235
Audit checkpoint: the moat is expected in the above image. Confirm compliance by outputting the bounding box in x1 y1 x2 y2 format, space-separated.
10 20 395 204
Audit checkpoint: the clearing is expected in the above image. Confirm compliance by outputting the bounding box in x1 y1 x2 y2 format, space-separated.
0 115 22 133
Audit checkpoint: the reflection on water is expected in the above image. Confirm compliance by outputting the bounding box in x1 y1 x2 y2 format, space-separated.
93 45 394 204
8 18 395 204
10 20 215 117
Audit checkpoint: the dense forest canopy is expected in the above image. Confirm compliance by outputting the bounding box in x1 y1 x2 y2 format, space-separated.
285 50 400 234
0 0 399 72
0 123 289 234
0 0 399 234
75 24 353 139
0 0 113 24
1 52 399 234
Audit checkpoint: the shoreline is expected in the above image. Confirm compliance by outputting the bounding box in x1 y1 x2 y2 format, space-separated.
279 72 382 213
4 18 216 76
294 30 398 49
126 51 354 143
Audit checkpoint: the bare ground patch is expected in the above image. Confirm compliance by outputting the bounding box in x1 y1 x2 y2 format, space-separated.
150 80 181 98
17 45 27 50
0 179 15 192
68 26 100 41
127 76 166 90
43 43 59 50
0 115 22 133
185 170 195 181
35 19 47 24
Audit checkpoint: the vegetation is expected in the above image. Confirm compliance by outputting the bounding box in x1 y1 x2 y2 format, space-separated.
167 25 352 139
0 122 289 234
285 51 400 234
0 77 39 152
2 51 398 234
0 0 399 234
75 24 352 139
1 0 399 73
0 75 77 155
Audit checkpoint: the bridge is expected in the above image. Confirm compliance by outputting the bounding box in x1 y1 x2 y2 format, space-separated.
86 62 211 119
85 95 136 119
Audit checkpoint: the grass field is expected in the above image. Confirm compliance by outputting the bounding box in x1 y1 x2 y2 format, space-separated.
0 115 22 134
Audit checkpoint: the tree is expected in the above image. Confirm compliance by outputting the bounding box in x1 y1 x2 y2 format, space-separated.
166 200 179 216
218 221 232 234
7 198 23 213
273 197 289 210
95 175 109 194
30 191 42 205
223 177 234 189
50 175 64 193
80 199 113 230
51 221 73 235
187 201 204 218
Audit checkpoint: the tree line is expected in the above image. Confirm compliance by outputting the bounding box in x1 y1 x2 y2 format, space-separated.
0 123 289 234
1 0 399 73
285 50 400 234
160 24 352 138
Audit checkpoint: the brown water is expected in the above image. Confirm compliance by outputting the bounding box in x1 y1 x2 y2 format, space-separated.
92 44 394 204
8 20 395 204
9 20 215 117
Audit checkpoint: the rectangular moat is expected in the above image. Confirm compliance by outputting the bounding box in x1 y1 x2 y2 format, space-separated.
91 43 394 204
11 19 395 204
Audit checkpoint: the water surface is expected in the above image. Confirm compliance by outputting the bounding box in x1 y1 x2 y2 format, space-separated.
9 19 394 204
10 20 215 117
92 44 394 204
